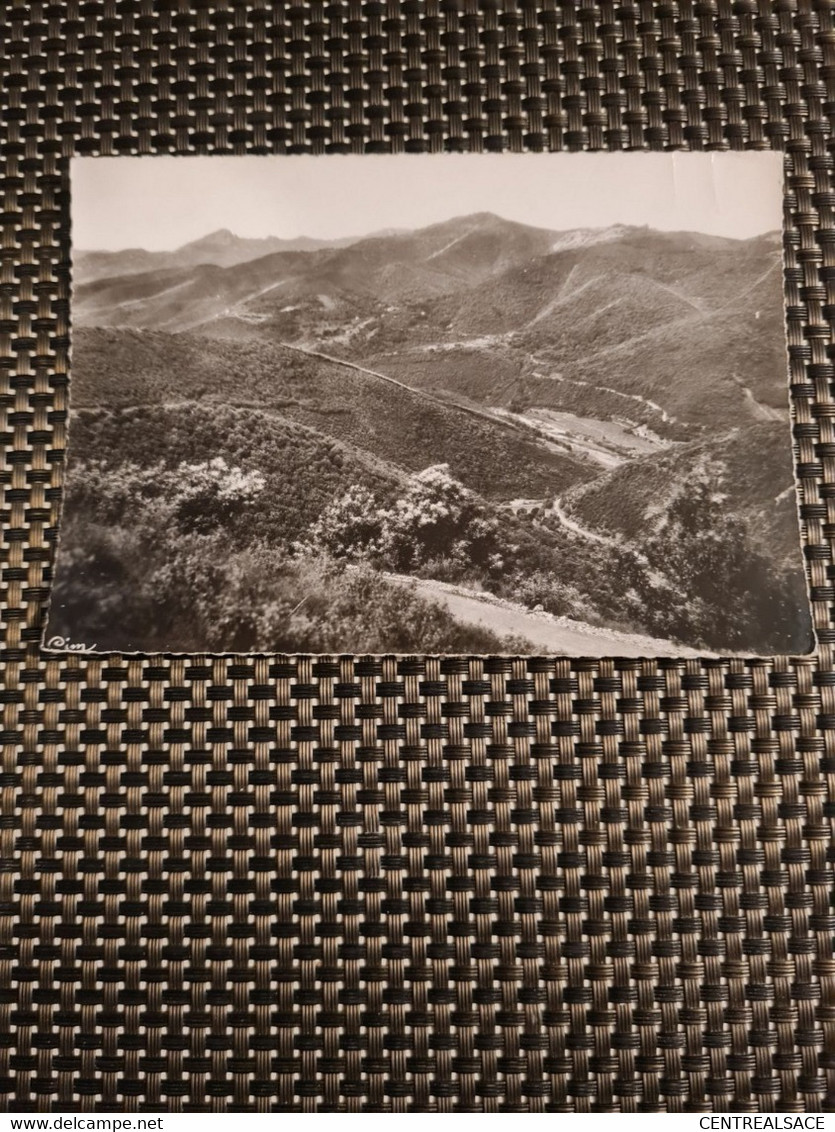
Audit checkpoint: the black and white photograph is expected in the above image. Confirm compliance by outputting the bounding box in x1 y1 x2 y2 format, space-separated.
47 152 812 656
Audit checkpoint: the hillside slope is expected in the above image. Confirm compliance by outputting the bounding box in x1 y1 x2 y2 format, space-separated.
71 327 595 501
68 400 406 544
562 421 801 568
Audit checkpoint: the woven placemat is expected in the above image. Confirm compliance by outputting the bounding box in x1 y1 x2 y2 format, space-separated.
1 1 834 1113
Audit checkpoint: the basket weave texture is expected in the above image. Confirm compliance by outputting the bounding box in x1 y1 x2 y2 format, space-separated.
1 0 835 1113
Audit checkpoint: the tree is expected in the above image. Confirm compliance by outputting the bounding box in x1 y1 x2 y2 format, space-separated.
299 464 505 579
375 464 503 574
298 484 384 561
173 456 266 533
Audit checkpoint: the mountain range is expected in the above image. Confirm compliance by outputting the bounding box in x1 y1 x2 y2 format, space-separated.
58 212 812 654
72 214 787 435
73 225 407 283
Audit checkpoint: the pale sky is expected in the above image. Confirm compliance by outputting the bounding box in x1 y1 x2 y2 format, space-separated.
71 152 783 251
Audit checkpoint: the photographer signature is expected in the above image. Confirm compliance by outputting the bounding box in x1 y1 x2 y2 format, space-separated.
46 636 98 653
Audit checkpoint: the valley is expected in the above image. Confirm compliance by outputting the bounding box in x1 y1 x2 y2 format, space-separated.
53 214 813 655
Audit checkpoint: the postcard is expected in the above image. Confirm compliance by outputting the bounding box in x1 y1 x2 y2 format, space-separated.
45 152 812 656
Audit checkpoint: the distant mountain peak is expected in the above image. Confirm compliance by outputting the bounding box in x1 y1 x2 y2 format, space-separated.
186 228 240 248
462 211 547 233
425 211 536 236
464 211 505 225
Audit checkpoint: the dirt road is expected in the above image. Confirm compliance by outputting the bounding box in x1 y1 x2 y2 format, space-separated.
387 574 708 658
